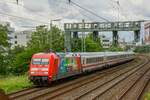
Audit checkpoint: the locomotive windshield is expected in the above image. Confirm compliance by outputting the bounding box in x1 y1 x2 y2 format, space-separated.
32 58 49 65
41 59 49 65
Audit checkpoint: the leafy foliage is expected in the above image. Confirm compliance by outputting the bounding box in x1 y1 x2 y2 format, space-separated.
0 25 8 75
0 25 8 47
71 33 103 52
109 45 124 51
134 45 150 53
50 26 64 52
28 25 64 52
71 38 82 52
11 26 65 74
85 35 102 52
12 48 40 74
0 75 32 94
0 24 125 75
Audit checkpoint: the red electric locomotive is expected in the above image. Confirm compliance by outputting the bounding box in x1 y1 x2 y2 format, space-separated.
29 52 81 85
29 52 135 85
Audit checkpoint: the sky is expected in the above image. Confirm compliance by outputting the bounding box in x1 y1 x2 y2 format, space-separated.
0 0 149 42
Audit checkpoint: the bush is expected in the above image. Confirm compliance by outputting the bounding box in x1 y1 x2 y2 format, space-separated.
109 46 124 51
134 45 150 53
144 93 150 100
12 47 42 74
0 75 32 94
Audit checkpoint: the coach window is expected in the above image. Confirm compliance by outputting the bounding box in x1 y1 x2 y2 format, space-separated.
87 58 89 64
88 58 91 64
89 58 91 64
85 58 88 64
93 58 95 63
84 58 87 64
91 58 93 63
100 57 103 61
82 58 84 64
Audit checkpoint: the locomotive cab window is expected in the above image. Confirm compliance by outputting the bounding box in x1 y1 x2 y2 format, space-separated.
32 58 41 65
41 59 49 65
32 58 49 65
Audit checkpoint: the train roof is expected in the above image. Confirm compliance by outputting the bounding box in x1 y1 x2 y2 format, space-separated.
60 52 134 58
32 52 134 58
32 53 56 58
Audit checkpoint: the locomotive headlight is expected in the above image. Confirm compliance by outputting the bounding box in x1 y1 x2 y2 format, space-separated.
30 68 48 71
31 68 38 71
31 71 35 74
42 68 48 71
43 72 48 75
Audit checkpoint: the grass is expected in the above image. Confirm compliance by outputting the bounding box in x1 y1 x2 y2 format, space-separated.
144 93 150 100
0 75 33 94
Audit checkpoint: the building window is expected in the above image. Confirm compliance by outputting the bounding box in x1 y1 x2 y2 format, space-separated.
15 41 17 44
15 35 17 39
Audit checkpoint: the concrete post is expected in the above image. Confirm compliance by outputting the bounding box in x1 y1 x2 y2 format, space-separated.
73 31 78 38
93 31 99 41
134 30 140 42
64 31 71 51
112 31 118 46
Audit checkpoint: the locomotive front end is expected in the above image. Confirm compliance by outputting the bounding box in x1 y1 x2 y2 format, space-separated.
29 53 52 85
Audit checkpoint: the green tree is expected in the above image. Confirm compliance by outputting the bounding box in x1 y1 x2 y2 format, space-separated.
0 25 8 47
49 26 64 52
71 38 82 52
85 34 102 52
12 26 65 74
71 33 103 52
134 45 150 53
28 25 64 52
12 47 40 74
0 54 6 74
109 45 124 51
0 25 8 75
6 46 25 74
28 25 49 49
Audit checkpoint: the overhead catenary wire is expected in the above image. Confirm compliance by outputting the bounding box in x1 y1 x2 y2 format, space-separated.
0 11 49 24
71 3 96 21
54 0 94 21
109 0 130 21
49 0 94 22
68 0 110 22
0 1 50 21
109 0 118 21
115 0 129 21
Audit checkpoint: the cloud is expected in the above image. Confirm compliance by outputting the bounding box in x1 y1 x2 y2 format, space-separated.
0 0 149 41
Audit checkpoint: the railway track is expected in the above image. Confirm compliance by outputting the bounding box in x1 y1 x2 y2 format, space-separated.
92 57 150 100
8 56 148 100
8 87 45 99
117 61 150 100
8 59 136 100
44 56 148 100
